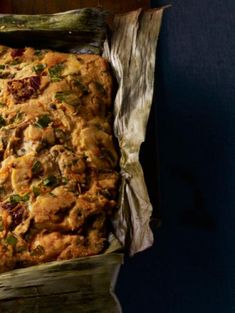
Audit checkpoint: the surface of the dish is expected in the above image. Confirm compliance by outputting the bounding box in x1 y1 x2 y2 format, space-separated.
0 45 119 273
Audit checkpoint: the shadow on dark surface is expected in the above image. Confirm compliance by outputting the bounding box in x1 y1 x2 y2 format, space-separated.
169 166 216 231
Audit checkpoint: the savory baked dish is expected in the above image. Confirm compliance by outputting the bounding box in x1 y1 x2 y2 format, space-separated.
0 45 119 273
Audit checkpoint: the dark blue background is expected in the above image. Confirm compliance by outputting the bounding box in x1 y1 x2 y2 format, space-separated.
116 1 235 312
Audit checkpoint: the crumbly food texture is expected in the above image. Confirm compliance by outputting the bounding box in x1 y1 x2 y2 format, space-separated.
0 45 119 273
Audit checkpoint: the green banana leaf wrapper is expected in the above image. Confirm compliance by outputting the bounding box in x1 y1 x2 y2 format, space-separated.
0 7 166 313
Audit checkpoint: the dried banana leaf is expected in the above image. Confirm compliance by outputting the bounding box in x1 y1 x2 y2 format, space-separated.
0 8 108 54
0 253 123 313
104 7 165 254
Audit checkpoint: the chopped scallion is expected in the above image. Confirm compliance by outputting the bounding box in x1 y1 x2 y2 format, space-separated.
43 175 57 187
49 63 64 82
32 186 41 197
33 63 46 74
35 115 51 128
32 160 43 176
6 234 17 246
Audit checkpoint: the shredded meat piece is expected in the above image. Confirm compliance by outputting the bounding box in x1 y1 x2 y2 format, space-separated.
8 76 40 102
11 48 25 58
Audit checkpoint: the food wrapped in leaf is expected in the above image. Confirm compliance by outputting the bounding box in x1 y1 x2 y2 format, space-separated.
0 6 166 313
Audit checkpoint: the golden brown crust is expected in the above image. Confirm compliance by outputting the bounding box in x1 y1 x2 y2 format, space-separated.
0 45 119 272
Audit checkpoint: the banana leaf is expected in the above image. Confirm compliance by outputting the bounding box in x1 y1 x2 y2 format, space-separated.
0 6 167 312
0 8 108 54
0 253 123 313
105 7 166 254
